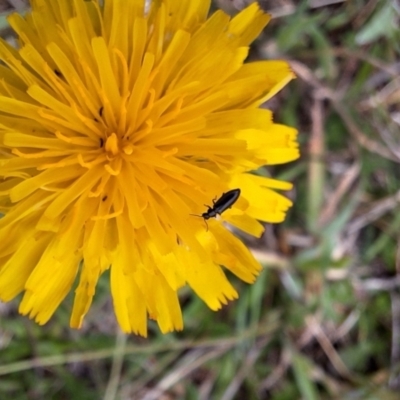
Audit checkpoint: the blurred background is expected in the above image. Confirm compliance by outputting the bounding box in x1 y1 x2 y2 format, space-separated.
1 0 400 398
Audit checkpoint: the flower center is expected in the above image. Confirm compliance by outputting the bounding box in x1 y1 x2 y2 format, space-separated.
104 133 134 159
105 133 119 157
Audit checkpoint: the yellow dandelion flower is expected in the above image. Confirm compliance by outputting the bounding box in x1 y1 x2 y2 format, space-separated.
0 0 299 336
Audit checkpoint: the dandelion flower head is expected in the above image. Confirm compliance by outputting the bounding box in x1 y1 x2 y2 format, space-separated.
0 0 299 336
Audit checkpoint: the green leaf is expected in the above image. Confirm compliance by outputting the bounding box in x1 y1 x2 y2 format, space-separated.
356 3 396 44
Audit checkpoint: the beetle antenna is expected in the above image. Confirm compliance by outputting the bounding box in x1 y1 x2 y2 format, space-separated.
190 213 202 218
190 214 208 231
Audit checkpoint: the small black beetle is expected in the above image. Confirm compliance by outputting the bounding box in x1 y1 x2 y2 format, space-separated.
191 188 241 230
